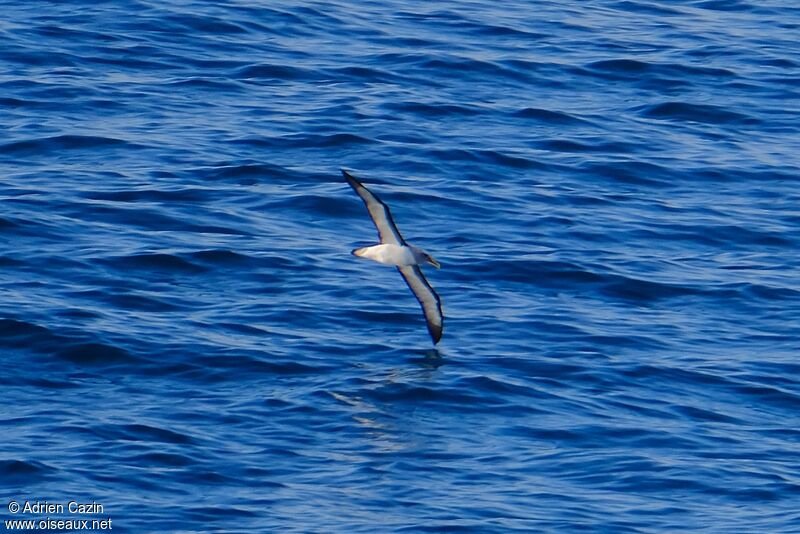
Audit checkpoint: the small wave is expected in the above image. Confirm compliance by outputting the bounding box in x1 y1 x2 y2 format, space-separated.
0 135 136 156
694 0 754 12
588 59 653 74
188 249 255 265
81 423 195 445
609 1 684 15
679 223 795 248
537 138 635 154
270 193 355 218
350 309 421 326
732 382 800 411
82 48 178 70
234 63 319 81
326 65 407 84
621 364 734 388
191 354 327 378
0 319 61 351
0 216 21 230
472 259 724 303
638 101 759 125
32 24 121 43
357 382 493 408
742 283 800 301
63 202 247 235
383 101 484 118
578 160 674 187
101 253 207 274
672 404 742 424
421 57 533 84
191 162 305 185
512 107 586 124
601 276 704 302
0 318 52 337
57 342 137 365
0 459 56 484
232 133 375 150
455 375 541 400
162 77 244 92
470 22 545 38
429 148 537 169
166 13 249 34
81 187 211 203
125 452 195 467
293 5 347 26
102 291 187 312
0 255 24 267
0 96 58 109
468 259 605 286
586 59 736 79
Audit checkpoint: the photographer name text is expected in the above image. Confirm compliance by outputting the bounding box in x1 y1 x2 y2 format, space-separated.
9 501 103 515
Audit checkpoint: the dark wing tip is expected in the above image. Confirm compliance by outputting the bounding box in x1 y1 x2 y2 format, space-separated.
398 266 444 345
430 323 443 344
341 168 363 191
429 299 443 344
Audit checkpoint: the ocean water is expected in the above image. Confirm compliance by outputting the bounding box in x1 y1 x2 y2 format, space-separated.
2 0 799 532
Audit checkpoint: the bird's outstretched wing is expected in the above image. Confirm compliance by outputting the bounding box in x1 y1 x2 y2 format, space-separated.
398 265 443 344
342 169 406 246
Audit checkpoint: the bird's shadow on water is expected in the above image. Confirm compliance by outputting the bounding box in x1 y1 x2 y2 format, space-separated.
405 347 446 370
329 345 463 452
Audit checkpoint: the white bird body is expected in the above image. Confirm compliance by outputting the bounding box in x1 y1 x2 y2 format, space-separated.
342 169 443 344
353 244 420 267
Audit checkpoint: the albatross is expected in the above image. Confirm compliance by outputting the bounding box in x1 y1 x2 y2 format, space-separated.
342 169 443 344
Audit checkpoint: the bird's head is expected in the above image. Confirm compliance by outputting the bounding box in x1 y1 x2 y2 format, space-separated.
412 247 440 269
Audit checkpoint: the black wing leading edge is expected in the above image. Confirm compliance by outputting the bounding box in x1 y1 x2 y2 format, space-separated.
398 265 443 344
342 169 406 246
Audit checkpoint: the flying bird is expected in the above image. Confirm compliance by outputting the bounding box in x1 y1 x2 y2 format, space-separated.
342 169 443 344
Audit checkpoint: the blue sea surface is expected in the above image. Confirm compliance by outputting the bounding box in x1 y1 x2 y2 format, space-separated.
2 0 799 532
